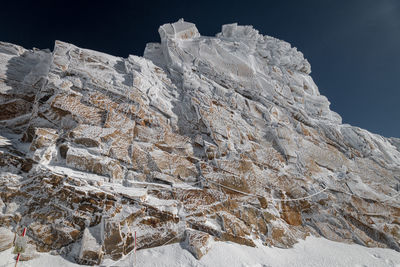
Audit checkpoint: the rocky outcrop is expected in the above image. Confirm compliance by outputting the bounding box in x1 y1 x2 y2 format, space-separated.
0 42 51 134
78 228 103 265
0 19 399 265
182 229 212 259
0 227 14 252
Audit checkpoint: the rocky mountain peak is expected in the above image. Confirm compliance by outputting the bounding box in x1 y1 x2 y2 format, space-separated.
0 20 399 265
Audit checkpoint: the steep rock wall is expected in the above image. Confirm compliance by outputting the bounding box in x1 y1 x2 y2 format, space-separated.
0 20 399 264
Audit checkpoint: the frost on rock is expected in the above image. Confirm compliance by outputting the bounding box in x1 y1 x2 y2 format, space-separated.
182 228 212 260
78 228 103 265
0 19 399 265
0 227 14 252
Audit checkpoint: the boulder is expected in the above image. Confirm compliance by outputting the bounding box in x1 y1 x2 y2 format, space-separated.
182 229 212 260
66 146 124 180
29 127 58 163
101 219 124 260
30 128 58 150
0 227 14 252
78 228 103 265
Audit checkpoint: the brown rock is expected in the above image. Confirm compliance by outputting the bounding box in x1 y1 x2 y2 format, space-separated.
258 196 268 209
281 210 302 226
150 150 198 180
187 220 222 237
78 228 103 265
215 174 250 194
217 212 250 237
152 171 182 185
183 229 212 260
0 227 14 252
30 128 58 150
102 219 124 260
0 99 32 120
281 203 302 226
74 137 99 148
66 147 124 180
220 232 256 247
51 92 104 125
137 231 180 250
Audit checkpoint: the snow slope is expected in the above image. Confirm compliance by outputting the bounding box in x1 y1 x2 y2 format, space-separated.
1 237 400 267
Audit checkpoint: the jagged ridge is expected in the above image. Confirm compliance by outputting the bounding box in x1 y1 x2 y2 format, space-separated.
0 19 399 264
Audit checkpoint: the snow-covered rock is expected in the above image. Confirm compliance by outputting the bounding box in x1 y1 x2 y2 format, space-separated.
77 228 102 265
182 228 212 259
0 227 14 252
0 19 399 265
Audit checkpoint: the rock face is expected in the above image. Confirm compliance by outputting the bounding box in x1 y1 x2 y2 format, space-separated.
183 229 212 259
0 227 14 252
0 19 399 264
78 228 103 265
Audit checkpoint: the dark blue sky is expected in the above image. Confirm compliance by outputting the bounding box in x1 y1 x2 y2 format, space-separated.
2 0 399 137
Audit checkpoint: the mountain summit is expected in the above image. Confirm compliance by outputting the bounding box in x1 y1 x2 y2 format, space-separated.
0 20 399 264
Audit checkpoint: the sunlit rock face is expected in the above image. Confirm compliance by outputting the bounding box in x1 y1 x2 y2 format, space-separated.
0 19 399 264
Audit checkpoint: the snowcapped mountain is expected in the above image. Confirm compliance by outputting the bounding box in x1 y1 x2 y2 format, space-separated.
0 19 399 265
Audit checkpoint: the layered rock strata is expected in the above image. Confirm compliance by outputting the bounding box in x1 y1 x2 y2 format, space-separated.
0 19 399 264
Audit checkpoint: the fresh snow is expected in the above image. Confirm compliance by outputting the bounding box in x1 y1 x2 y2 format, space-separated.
114 237 400 267
2 237 399 267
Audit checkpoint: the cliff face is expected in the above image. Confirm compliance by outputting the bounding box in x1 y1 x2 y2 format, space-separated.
0 19 399 264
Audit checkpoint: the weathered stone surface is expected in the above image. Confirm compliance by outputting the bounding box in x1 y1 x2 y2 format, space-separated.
182 229 212 260
66 146 124 180
0 99 32 121
30 128 58 150
221 232 256 247
217 211 251 237
0 227 14 252
0 41 51 133
101 219 124 260
78 228 103 265
258 197 268 209
0 19 399 266
281 202 303 226
29 127 59 163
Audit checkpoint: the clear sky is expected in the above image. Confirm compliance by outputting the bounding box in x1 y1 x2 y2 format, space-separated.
2 0 399 137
